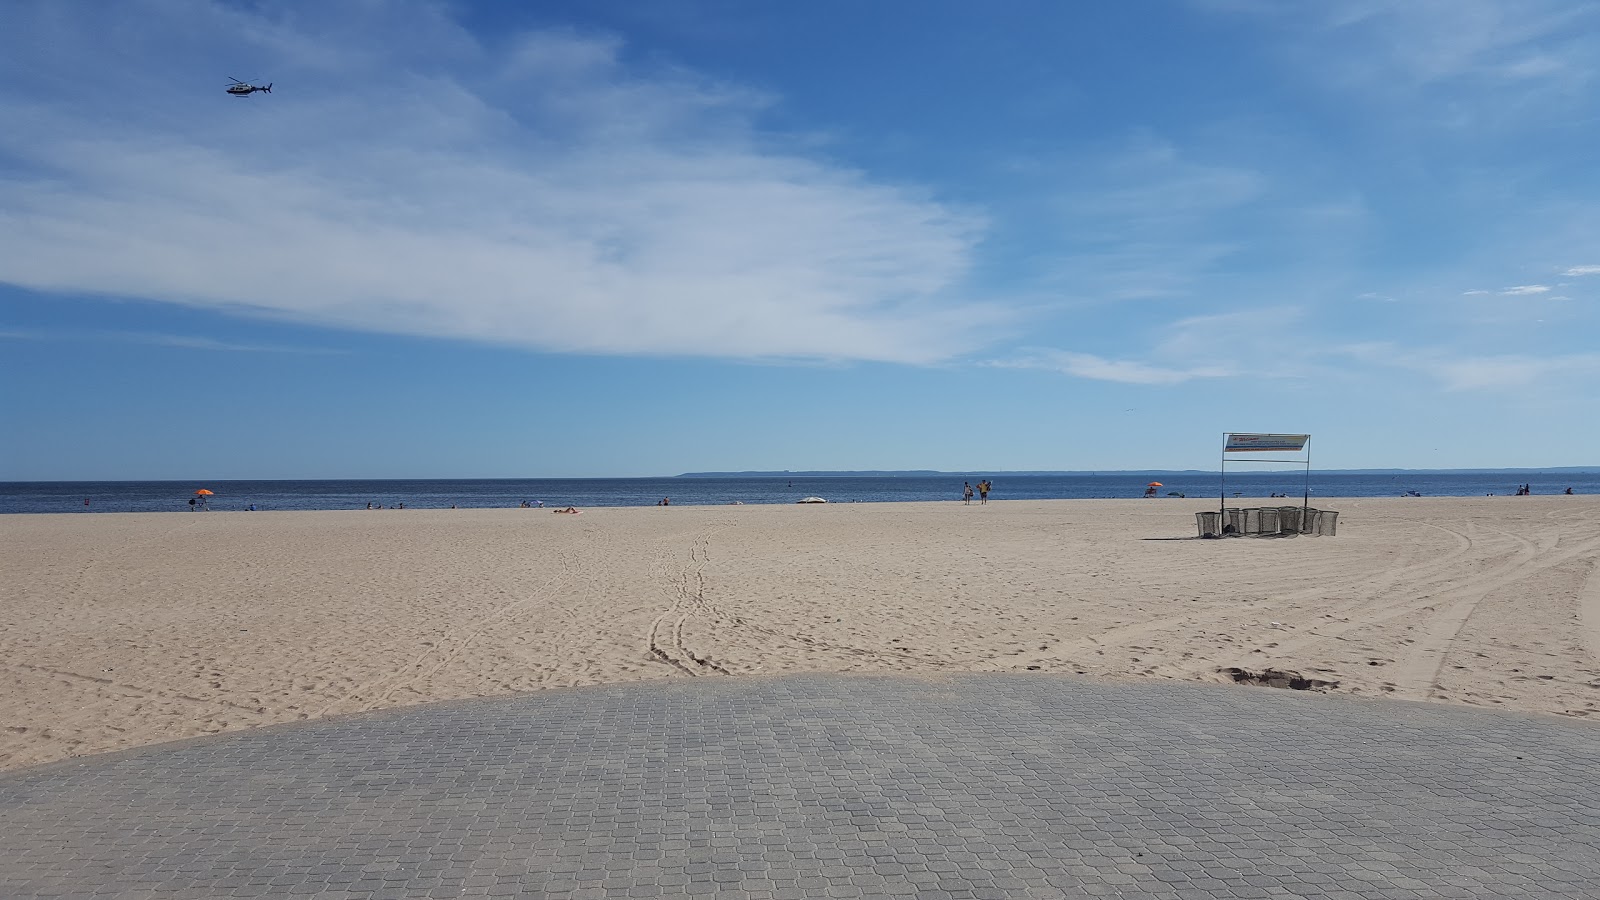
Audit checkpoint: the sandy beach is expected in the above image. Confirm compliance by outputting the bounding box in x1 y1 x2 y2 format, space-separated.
3 496 1598 771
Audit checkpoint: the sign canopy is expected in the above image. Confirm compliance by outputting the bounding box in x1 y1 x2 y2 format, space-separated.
1225 433 1309 453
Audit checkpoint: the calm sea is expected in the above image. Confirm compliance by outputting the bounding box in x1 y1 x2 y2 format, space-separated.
2 472 1595 514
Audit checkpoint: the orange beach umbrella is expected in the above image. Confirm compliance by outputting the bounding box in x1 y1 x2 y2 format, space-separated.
195 489 214 496
1146 482 1163 487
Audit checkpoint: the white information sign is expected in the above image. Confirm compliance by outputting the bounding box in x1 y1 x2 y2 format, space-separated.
1224 433 1310 452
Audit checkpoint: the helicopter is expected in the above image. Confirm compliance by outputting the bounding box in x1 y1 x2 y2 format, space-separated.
225 77 272 97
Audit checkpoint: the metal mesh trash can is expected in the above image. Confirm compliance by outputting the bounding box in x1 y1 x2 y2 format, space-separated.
1258 508 1280 534
1277 506 1302 534
1313 510 1339 536
1196 511 1222 537
1224 508 1244 534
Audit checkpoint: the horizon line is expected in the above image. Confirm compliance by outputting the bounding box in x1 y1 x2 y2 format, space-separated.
4 465 1598 485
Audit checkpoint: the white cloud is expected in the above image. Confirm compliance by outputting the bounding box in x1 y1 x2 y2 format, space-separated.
1336 342 1600 390
1425 353 1600 390
1151 307 1309 362
1319 1 1592 86
1198 0 1600 130
991 349 1233 385
1462 290 1491 295
120 333 346 354
0 327 338 354
1500 285 1551 295
0 2 1006 364
1000 138 1290 303
1564 265 1600 276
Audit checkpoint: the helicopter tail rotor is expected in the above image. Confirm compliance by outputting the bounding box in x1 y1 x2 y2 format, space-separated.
264 83 272 93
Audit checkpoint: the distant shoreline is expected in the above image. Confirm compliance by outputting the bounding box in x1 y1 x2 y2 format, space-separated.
677 466 1599 478
4 466 1597 486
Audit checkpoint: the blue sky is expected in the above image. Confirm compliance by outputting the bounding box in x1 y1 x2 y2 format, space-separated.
3 0 1597 479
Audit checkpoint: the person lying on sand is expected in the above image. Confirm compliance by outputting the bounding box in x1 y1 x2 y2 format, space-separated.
553 506 581 514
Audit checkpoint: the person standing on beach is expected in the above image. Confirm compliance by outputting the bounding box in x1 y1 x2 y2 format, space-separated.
963 482 974 505
978 480 990 504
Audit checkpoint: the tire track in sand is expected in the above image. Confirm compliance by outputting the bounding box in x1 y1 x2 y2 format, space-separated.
646 524 945 674
1046 519 1480 667
1387 520 1600 700
1580 554 1600 667
646 528 731 676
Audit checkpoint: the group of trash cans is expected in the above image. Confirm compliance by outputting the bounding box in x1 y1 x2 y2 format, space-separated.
1195 506 1338 538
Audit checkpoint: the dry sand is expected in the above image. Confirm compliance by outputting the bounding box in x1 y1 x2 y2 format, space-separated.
3 497 1599 771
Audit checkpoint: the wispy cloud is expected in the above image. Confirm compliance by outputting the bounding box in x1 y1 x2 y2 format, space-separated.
1306 1 1592 85
0 1 1006 365
1564 265 1600 276
1500 285 1551 295
990 349 1233 385
0 327 342 354
999 138 1291 303
119 333 347 354
1198 0 1600 128
1337 342 1600 390
986 307 1311 385
1423 353 1600 390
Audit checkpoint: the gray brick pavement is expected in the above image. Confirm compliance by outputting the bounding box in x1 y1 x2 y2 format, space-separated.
2 676 1596 898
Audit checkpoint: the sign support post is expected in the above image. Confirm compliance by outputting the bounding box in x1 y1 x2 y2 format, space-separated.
1220 433 1313 524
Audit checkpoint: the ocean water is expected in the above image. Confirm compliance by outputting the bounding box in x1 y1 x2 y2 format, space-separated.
2 471 1596 514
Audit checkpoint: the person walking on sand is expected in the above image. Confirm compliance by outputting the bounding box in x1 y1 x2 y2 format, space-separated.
963 482 974 505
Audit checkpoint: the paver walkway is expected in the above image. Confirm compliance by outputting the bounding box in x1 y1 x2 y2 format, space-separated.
3 675 1597 899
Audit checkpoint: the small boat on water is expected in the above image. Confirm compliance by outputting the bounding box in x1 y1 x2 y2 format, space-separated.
797 496 827 504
